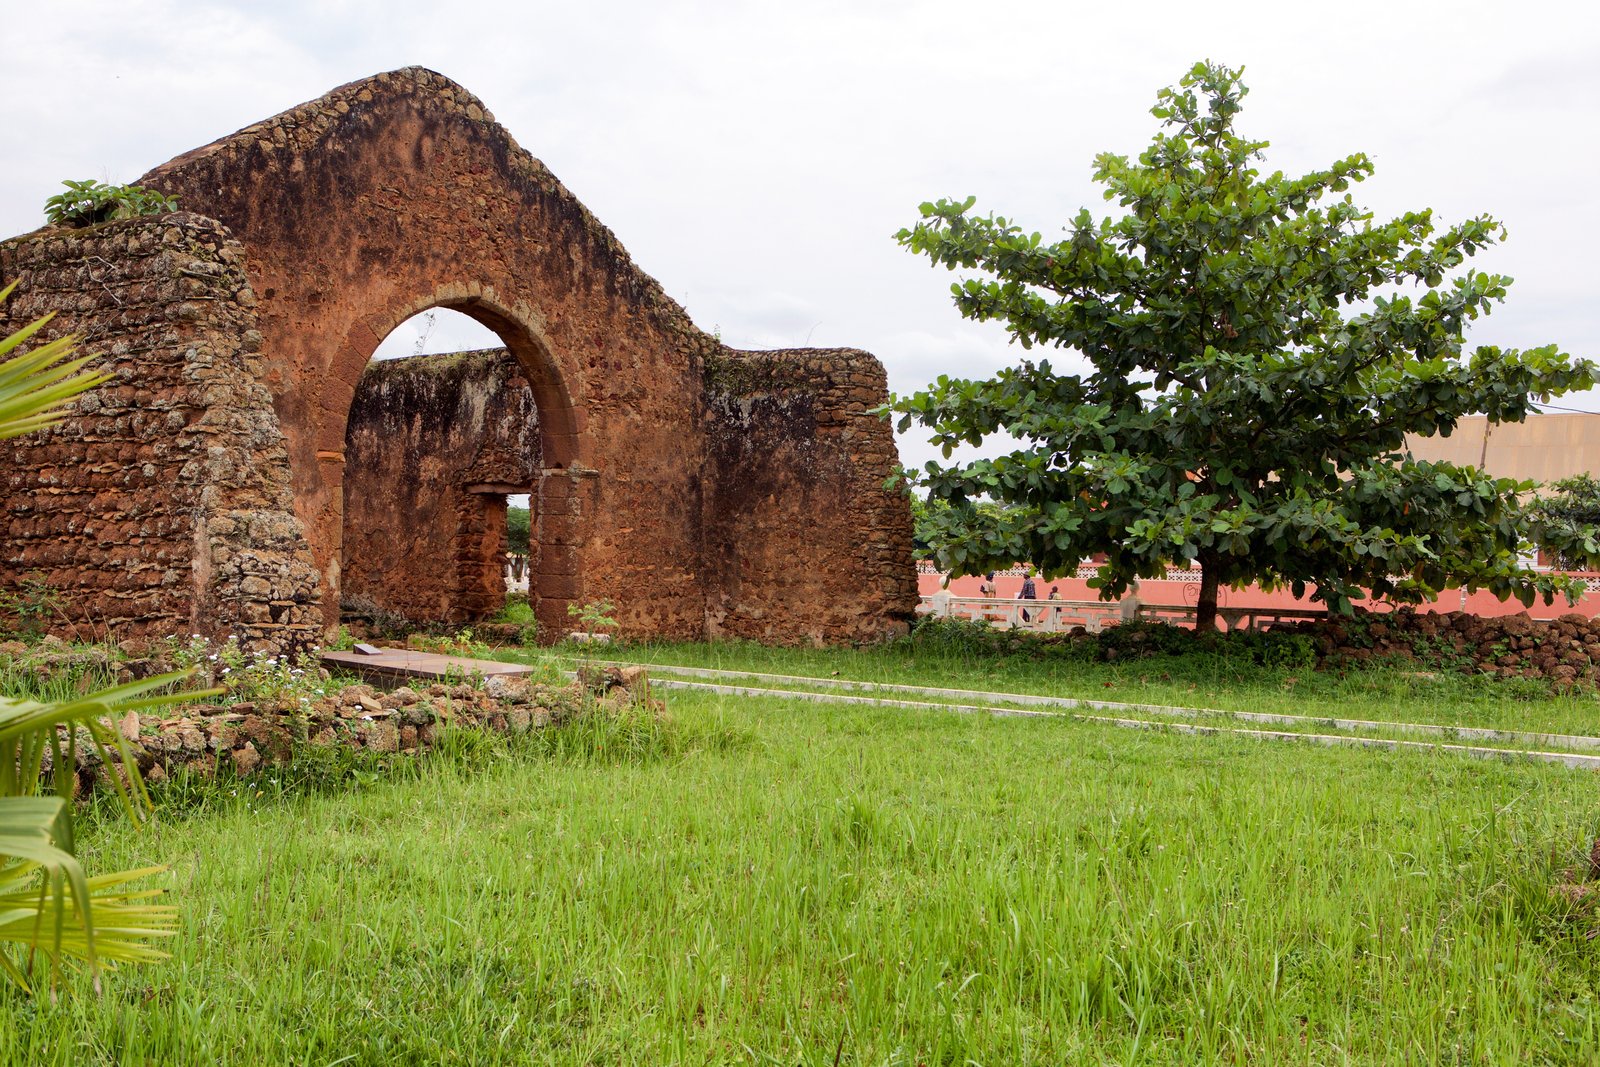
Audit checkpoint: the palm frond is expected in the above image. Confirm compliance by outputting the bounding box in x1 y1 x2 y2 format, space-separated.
0 672 215 990
0 671 219 825
0 280 110 441
0 278 197 994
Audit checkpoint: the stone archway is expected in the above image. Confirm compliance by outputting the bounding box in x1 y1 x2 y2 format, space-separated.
139 68 710 639
0 66 918 650
337 293 590 632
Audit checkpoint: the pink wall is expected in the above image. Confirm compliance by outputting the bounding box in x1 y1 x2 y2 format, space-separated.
918 566 1600 621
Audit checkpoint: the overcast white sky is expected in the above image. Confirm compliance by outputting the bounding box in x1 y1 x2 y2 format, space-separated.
5 0 1597 473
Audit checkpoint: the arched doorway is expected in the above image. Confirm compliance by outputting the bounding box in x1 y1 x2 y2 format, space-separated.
333 293 589 636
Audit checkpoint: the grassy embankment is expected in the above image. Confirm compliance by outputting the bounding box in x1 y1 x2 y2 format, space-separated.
4 648 1600 1064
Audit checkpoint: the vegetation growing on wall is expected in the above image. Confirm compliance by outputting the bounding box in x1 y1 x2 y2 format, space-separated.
43 180 179 228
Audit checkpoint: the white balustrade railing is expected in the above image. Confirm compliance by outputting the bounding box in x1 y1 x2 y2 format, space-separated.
914 559 1208 582
918 593 1136 633
917 593 1327 633
1132 603 1329 632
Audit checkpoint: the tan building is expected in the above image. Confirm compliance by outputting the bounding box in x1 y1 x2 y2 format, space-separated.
1404 413 1600 484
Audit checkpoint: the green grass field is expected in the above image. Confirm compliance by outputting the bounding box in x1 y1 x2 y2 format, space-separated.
7 668 1600 1065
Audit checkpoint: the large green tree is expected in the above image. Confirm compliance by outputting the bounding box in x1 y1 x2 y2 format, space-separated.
1531 475 1600 571
909 493 1014 561
893 61 1598 629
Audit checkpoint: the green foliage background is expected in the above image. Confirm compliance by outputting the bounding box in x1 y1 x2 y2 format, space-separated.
507 504 530 556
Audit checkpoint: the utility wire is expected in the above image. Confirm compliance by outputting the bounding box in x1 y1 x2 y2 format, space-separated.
1531 401 1600 414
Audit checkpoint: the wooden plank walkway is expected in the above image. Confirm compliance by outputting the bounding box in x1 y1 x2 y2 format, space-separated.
322 646 535 687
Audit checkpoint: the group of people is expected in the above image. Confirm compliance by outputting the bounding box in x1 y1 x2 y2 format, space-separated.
976 571 1060 624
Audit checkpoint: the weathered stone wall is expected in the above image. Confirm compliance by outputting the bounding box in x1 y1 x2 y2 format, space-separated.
702 347 919 642
0 214 320 648
138 67 718 641
0 68 917 651
342 349 540 623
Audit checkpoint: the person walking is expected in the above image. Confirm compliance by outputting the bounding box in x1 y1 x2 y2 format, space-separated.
1018 571 1038 624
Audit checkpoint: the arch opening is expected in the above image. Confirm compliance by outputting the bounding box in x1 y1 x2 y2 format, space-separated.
372 306 502 362
337 299 584 635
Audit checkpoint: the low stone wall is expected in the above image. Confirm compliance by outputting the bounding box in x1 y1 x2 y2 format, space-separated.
986 604 1600 691
702 346 919 643
1295 609 1600 688
65 666 656 792
0 214 320 650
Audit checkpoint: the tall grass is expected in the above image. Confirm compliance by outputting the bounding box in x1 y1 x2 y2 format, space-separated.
2 687 1597 1063
0 644 122 704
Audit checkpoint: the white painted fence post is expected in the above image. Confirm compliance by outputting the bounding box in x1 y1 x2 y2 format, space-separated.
1120 580 1142 623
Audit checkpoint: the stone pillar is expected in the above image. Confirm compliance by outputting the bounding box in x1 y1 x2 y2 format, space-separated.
315 449 347 628
458 489 510 619
533 466 598 638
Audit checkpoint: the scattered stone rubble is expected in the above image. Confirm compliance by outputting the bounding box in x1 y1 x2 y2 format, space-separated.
19 649 658 792
1271 608 1600 688
978 606 1600 690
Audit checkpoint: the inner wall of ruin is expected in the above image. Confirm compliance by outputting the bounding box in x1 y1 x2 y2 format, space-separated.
342 350 539 624
0 215 321 648
703 348 920 643
0 66 916 650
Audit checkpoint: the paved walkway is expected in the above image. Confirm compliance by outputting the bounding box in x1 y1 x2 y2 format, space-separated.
587 660 1600 771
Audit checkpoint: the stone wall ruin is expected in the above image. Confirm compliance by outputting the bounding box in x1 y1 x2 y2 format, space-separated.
703 347 920 642
0 215 321 648
0 67 916 649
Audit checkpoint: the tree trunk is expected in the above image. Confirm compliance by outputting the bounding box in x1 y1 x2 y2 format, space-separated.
1195 557 1221 632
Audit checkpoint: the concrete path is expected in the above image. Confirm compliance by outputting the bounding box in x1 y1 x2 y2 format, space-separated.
587 660 1600 772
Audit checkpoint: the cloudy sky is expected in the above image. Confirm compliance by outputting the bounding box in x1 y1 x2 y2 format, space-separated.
5 0 1597 472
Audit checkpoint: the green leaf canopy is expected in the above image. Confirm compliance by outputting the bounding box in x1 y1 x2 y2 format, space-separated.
893 61 1599 626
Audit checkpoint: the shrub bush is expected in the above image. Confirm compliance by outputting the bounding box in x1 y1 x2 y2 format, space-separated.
43 179 178 227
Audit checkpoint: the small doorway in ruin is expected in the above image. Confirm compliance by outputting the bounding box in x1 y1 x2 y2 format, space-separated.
340 307 542 629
